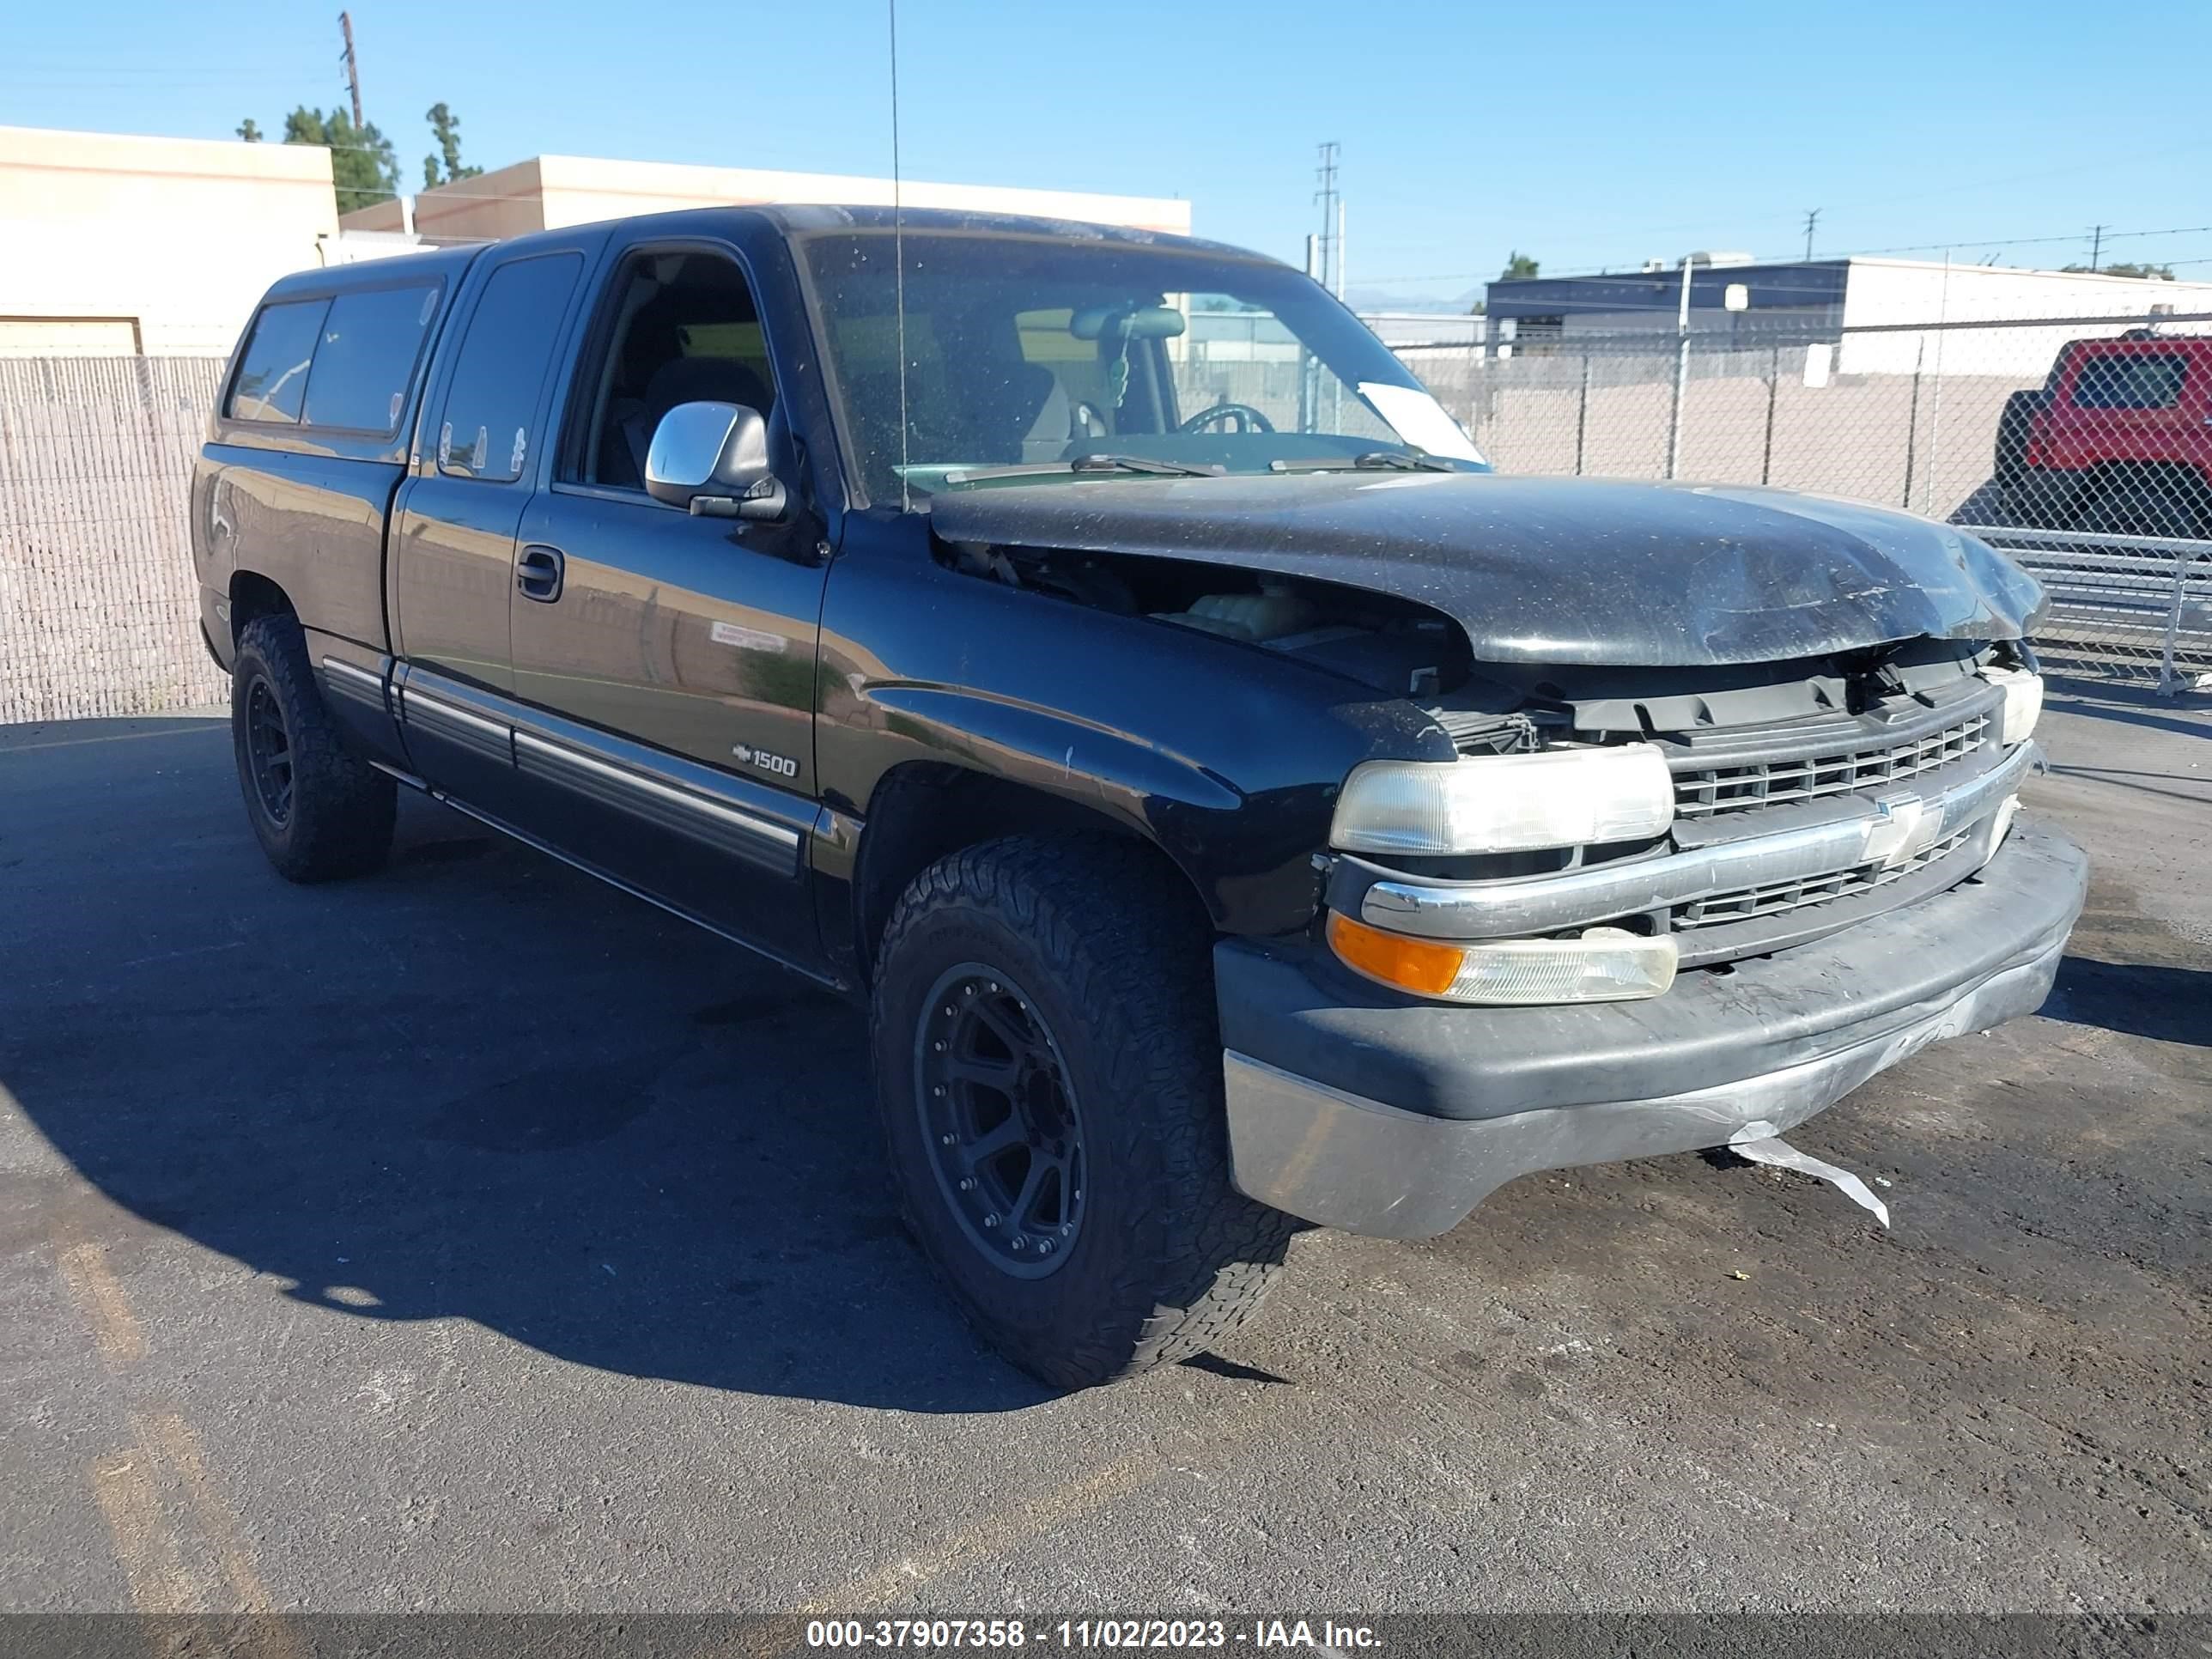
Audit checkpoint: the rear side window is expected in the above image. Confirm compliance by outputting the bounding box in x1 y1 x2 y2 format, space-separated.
2071 354 2188 410
228 300 330 423
438 252 586 482
302 284 442 434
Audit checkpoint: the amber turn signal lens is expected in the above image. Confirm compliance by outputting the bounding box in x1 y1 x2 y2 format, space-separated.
1328 912 1680 1005
1326 911 1468 997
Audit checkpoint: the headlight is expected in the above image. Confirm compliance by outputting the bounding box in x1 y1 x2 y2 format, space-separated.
1330 742 1674 856
1984 665 2043 747
1328 914 1678 1005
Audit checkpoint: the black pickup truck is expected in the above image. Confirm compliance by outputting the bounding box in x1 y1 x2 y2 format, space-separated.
193 206 2086 1388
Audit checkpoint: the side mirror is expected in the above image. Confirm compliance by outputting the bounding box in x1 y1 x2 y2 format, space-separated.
644 401 787 521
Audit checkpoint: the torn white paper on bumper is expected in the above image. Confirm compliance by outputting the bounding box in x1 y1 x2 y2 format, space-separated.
1728 1121 1892 1229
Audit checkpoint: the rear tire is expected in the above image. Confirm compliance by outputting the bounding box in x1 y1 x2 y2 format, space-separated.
1992 388 2043 488
871 835 1295 1389
230 613 396 883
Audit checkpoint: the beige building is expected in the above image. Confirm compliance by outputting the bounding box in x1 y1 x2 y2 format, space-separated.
0 125 343 356
340 152 1192 243
0 126 1193 359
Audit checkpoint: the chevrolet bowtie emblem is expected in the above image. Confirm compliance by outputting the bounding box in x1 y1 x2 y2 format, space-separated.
1863 790 1937 868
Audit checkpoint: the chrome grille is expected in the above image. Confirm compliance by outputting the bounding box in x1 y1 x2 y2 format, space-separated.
1673 827 1973 931
1674 712 1991 818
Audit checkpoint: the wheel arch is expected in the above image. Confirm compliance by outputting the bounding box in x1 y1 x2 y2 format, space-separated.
848 760 1218 988
228 568 298 647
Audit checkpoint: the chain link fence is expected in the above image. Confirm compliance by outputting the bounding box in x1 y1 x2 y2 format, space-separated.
1401 313 2212 692
5 312 2210 726
0 356 228 724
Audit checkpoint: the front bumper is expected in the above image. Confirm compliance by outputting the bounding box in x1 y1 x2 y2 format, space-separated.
1215 821 2087 1238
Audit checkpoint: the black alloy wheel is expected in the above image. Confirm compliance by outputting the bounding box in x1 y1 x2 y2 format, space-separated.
228 611 396 883
871 835 1299 1388
244 675 295 825
915 963 1086 1279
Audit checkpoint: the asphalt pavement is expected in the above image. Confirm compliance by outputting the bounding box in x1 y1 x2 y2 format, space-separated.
0 680 2205 1617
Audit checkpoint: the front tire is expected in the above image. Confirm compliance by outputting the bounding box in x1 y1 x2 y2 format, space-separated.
872 835 1295 1389
230 613 396 883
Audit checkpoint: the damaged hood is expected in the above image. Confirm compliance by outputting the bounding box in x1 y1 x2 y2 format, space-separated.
926 471 2044 667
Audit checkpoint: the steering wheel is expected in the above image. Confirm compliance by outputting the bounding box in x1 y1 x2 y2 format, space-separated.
1177 401 1276 435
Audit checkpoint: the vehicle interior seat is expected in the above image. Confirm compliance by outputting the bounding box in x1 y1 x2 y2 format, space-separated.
939 311 1073 463
617 353 774 484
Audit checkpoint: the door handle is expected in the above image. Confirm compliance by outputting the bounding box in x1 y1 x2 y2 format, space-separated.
516 544 564 603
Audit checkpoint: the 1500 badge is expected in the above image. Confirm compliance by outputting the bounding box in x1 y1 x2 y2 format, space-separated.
732 742 799 780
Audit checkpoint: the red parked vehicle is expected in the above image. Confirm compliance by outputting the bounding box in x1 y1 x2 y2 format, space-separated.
1996 331 2212 539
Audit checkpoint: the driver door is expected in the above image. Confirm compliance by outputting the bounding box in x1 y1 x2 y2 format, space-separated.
506 238 828 969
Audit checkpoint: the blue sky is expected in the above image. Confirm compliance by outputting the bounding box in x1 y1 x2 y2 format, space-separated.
5 0 2209 301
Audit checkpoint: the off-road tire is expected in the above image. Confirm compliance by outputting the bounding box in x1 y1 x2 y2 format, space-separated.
872 834 1296 1389
230 613 396 883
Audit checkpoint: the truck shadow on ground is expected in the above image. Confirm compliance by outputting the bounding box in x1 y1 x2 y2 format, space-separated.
7 712 2194 1417
2043 680 2212 744
2045 957 2212 1048
0 727 1060 1414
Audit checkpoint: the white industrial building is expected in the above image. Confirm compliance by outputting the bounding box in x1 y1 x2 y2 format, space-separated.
1487 255 2212 376
338 152 1188 246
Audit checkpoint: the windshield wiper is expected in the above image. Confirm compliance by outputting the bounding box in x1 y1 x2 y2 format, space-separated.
1267 450 1457 473
1071 453 1222 476
945 453 1224 483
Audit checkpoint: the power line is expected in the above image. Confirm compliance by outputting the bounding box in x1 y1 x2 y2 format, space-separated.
1357 222 2212 288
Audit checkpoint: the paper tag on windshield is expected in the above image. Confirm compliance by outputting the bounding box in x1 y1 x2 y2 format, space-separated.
1356 382 1485 464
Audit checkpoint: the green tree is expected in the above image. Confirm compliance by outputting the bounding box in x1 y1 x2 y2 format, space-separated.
236 118 262 143
2063 261 2173 281
1499 251 1540 280
277 105 399 209
422 102 483 189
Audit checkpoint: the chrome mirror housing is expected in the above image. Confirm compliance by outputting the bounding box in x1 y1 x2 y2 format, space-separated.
644 401 786 520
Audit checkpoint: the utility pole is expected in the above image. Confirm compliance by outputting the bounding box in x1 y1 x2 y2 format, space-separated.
2087 224 2106 272
1334 198 1346 300
338 11 364 129
1314 142 1340 295
1667 252 1705 480
1803 208 1820 262
1298 234 1321 433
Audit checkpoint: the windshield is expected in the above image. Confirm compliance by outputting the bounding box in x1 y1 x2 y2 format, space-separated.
797 230 1487 504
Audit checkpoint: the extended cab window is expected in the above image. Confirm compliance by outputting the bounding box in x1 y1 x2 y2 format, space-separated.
228 299 330 424
302 283 441 434
565 249 776 491
2071 354 2188 410
438 252 585 482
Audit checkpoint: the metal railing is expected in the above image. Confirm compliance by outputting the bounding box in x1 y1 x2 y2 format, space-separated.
1966 526 2212 693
